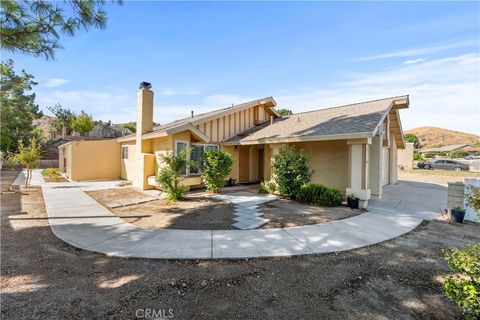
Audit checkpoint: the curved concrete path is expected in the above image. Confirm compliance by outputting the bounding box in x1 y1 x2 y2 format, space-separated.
33 174 425 259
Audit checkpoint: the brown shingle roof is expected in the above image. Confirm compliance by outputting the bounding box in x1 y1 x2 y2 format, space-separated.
223 95 409 144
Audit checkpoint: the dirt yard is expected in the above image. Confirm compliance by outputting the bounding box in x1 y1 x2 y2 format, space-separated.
86 188 236 230
260 199 360 228
2 170 479 319
399 169 480 185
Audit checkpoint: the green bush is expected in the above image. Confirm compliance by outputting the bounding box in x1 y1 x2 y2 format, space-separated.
296 184 344 207
259 180 276 194
156 148 194 202
272 146 313 199
413 151 423 161
41 168 60 177
201 149 233 193
442 244 480 319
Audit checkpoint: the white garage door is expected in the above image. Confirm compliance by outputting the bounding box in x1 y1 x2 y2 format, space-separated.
382 148 390 186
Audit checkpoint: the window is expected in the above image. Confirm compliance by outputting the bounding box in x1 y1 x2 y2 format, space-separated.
121 146 128 159
189 143 219 175
175 141 188 175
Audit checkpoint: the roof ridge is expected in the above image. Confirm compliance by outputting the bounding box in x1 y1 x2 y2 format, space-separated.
285 95 409 117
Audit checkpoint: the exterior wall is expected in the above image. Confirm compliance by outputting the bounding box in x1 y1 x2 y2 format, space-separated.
223 145 239 181
120 140 137 180
64 140 121 181
398 142 414 170
195 105 271 143
290 140 349 191
389 133 398 184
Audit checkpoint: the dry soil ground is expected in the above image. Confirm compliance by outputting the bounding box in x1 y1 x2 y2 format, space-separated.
87 188 359 230
260 199 360 228
87 188 236 230
2 171 479 319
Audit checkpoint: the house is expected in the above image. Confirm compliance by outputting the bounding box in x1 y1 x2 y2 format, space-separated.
59 82 409 208
419 144 480 155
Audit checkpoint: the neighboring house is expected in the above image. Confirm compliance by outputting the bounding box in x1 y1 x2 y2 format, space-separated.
419 144 480 155
59 82 409 208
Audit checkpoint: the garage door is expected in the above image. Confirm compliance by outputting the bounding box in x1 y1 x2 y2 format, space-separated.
382 148 390 186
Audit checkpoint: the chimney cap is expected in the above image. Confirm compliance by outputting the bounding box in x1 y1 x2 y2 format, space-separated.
139 82 152 90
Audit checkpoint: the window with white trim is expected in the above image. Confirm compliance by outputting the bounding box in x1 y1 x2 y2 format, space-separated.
175 140 188 175
190 144 219 174
121 145 128 159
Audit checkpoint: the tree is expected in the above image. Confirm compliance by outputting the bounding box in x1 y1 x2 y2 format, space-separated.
0 59 43 154
156 149 195 202
272 146 313 199
1 0 122 60
201 149 233 193
47 104 76 136
404 133 421 148
11 138 42 187
277 108 293 116
71 110 95 136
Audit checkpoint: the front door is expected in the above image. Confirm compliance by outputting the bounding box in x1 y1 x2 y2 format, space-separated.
258 148 264 182
239 147 250 182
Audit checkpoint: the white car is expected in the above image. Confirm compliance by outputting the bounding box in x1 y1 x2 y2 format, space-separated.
466 155 480 160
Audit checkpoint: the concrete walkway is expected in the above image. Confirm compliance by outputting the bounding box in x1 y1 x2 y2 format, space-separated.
33 175 429 259
19 170 436 259
369 180 447 221
212 192 278 229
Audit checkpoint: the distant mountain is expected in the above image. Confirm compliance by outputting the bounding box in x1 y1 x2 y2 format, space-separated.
406 127 480 149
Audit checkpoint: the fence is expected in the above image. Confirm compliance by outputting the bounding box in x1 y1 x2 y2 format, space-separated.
38 160 59 169
447 179 479 222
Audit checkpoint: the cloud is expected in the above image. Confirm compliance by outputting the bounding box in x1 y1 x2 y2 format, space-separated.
159 87 200 96
403 58 425 65
356 39 478 61
44 78 69 88
275 53 480 134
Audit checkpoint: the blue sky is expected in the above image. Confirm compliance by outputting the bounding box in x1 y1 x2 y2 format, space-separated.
5 1 480 134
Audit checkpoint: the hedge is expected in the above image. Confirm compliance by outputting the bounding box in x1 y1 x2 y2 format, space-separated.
296 184 344 207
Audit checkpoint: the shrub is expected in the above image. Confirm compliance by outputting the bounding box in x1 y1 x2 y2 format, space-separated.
201 149 233 193
297 184 344 207
41 168 59 177
272 146 313 199
413 151 423 161
156 148 194 202
442 244 480 319
259 180 276 194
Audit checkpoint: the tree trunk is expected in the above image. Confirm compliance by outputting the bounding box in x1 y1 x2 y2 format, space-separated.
24 169 30 187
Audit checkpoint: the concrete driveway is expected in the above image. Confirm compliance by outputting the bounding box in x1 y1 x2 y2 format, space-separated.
369 180 447 221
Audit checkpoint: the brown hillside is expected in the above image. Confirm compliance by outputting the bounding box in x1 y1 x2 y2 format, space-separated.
406 127 480 149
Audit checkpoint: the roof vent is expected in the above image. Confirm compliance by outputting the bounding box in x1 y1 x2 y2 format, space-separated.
139 81 152 90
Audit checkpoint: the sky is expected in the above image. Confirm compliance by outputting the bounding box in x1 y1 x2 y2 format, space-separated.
4 1 480 134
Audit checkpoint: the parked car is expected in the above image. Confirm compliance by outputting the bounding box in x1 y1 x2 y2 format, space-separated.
417 159 470 171
466 154 480 160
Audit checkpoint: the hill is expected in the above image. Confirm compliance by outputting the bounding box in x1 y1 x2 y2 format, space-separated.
405 127 480 149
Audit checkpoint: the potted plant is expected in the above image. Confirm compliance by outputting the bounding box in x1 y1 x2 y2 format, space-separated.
347 194 359 209
450 207 466 223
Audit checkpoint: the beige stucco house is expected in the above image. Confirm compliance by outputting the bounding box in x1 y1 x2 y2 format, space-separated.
59 82 409 208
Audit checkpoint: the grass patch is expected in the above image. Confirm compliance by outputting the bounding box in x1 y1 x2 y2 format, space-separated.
41 168 68 182
403 169 480 177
